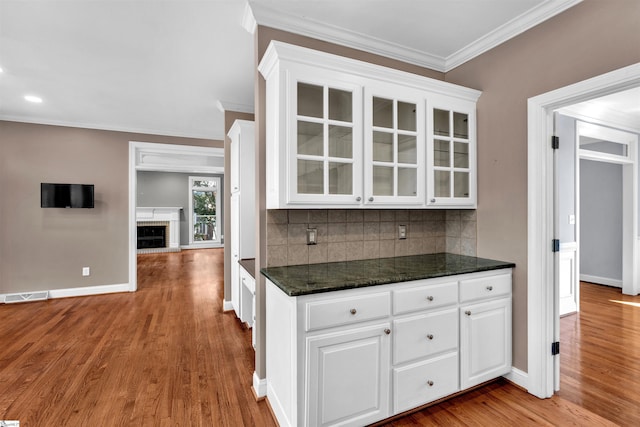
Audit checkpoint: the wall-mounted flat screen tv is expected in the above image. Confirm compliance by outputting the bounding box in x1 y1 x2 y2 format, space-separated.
41 183 95 208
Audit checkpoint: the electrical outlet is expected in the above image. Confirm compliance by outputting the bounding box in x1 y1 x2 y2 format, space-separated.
306 228 317 245
398 225 407 240
82 267 90 277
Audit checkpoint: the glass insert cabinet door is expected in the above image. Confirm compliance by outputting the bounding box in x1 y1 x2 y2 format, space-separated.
364 88 425 205
290 79 363 205
428 104 476 206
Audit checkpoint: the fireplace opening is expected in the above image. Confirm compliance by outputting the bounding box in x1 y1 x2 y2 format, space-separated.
137 225 167 249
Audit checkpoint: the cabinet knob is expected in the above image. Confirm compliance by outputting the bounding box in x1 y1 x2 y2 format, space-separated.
427 380 434 387
384 328 391 335
430 198 436 203
426 334 434 340
368 197 374 202
486 285 493 291
350 308 357 315
426 296 434 302
465 310 471 316
356 196 362 202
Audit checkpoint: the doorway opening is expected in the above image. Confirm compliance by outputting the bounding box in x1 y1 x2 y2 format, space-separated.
128 141 224 291
527 62 640 399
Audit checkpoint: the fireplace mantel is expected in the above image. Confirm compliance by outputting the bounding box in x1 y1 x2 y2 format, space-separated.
136 207 182 250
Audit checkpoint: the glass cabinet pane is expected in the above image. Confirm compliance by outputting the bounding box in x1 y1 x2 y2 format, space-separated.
454 172 469 198
373 131 393 162
397 168 417 196
453 112 469 139
329 162 353 195
398 134 417 164
373 97 393 128
434 109 450 136
298 121 324 156
373 166 394 196
398 102 416 131
298 83 323 118
329 88 352 122
329 125 352 158
298 159 324 194
453 142 469 168
434 170 450 198
434 140 450 167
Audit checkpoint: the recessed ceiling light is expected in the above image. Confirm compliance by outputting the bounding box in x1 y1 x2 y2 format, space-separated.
0 67 3 73
24 95 43 103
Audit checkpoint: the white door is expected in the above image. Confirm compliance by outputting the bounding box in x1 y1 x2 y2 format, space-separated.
306 323 391 426
230 193 240 316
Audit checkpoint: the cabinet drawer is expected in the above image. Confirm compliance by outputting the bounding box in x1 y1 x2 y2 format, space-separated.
393 280 458 314
459 273 511 303
305 292 391 332
393 308 458 365
393 352 459 414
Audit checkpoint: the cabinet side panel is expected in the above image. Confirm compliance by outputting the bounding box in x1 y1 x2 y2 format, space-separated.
266 280 297 426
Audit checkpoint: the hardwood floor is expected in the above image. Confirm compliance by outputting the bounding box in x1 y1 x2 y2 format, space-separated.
1 254 638 426
0 249 275 427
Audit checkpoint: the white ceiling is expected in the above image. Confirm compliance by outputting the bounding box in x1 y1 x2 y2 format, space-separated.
0 0 597 140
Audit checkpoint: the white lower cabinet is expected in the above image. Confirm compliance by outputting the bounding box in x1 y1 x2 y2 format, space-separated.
307 323 391 427
460 297 512 389
265 268 512 427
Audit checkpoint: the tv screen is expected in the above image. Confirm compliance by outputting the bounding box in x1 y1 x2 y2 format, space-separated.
41 183 94 208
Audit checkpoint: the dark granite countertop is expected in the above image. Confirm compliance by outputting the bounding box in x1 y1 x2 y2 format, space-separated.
261 253 515 297
239 258 256 279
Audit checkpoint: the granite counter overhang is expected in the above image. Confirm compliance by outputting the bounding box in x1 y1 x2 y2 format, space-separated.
260 253 515 297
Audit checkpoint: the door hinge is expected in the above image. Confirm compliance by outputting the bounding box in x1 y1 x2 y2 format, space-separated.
552 239 560 252
551 341 560 356
551 136 559 150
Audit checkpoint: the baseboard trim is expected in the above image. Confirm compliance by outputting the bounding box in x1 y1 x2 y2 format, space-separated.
1 283 130 303
181 243 224 250
223 299 234 312
580 274 622 288
504 366 528 391
253 371 267 399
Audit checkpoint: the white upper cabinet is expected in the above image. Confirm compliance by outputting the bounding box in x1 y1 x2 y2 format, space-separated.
426 96 477 208
364 85 425 206
258 41 481 209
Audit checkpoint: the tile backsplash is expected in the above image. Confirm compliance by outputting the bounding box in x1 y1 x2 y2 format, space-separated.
266 209 476 267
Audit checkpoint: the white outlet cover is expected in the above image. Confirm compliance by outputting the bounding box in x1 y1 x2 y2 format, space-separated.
82 267 90 276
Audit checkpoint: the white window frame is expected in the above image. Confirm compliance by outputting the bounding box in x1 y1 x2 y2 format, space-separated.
188 176 222 246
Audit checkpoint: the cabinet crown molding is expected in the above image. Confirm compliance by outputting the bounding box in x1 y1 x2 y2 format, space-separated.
258 41 482 103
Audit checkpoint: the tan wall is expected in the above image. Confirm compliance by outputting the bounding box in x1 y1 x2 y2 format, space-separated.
0 120 222 295
445 0 640 371
223 111 254 304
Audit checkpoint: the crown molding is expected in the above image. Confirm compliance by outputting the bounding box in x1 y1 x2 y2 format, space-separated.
215 100 254 114
249 0 582 73
249 2 446 72
558 104 640 134
242 2 257 35
445 0 583 71
0 115 224 141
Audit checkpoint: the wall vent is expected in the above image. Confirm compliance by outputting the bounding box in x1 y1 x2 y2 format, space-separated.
4 291 49 304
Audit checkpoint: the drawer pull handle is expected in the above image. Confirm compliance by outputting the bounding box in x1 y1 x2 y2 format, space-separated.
426 296 434 301
356 196 362 202
465 310 471 316
426 334 434 340
350 308 357 315
486 285 493 291
427 380 434 387
384 328 391 335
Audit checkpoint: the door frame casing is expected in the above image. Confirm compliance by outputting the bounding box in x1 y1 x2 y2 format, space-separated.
527 62 640 399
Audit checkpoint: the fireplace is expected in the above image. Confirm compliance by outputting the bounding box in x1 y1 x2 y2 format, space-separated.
137 225 166 249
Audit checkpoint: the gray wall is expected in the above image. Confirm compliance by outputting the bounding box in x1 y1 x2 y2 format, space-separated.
580 159 623 281
0 120 222 295
137 171 224 246
556 114 577 243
